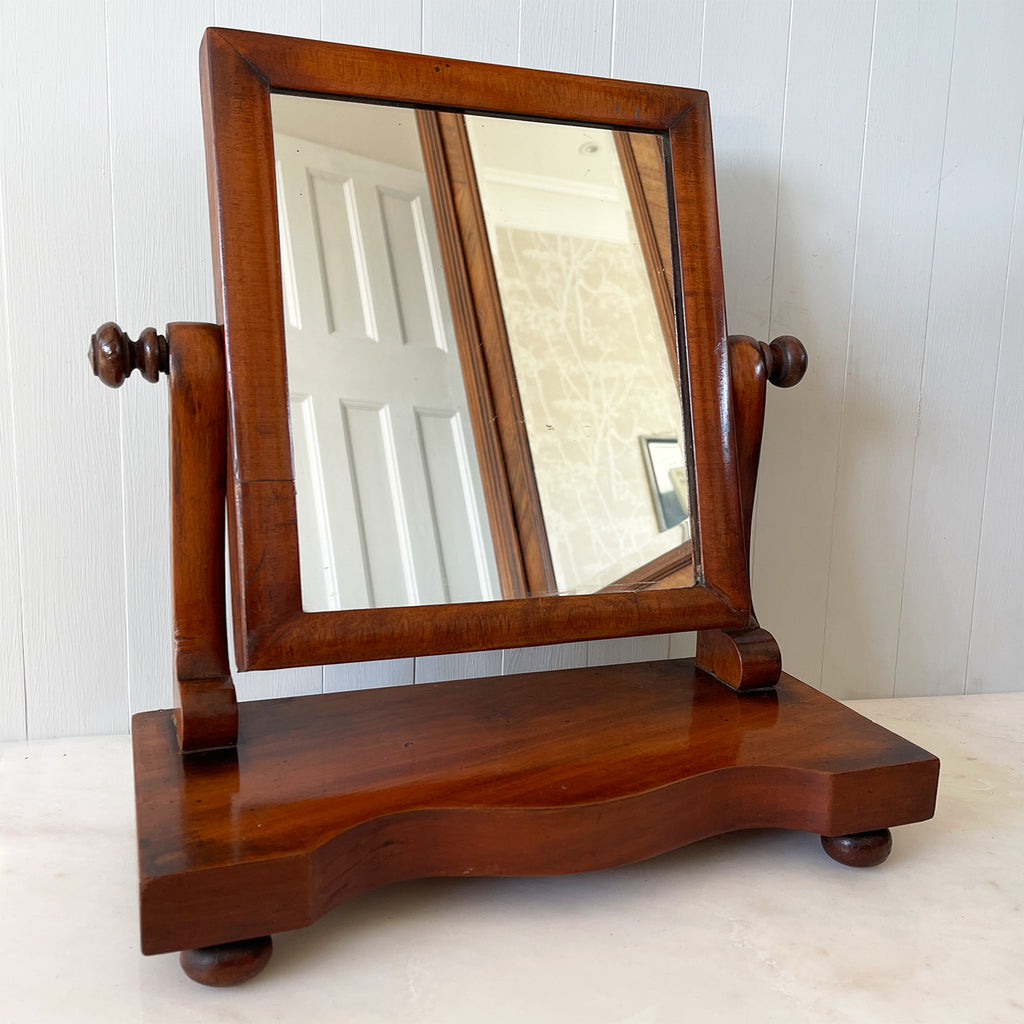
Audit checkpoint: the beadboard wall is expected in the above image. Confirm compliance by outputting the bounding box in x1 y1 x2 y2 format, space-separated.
2 0 1022 741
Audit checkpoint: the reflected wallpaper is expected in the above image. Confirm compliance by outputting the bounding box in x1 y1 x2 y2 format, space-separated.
493 226 688 592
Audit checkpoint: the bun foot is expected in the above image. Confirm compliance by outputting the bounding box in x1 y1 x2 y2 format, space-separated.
179 935 273 986
820 828 893 867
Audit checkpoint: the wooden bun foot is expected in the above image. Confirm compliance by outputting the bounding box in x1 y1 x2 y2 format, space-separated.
820 829 893 867
179 935 273 986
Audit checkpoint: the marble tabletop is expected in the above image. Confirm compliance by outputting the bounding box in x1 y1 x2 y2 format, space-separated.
1 691 1021 1023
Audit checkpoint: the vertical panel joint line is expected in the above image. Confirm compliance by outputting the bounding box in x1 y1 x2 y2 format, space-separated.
892 0 960 699
964 111 1024 692
820 0 880 687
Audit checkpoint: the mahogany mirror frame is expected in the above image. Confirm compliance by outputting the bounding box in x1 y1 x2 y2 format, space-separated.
200 27 751 672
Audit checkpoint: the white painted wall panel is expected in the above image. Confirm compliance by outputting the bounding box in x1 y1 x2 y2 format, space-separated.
895 2 1024 698
752 0 874 687
106 2 215 717
821 0 957 699
519 0 614 76
323 0 421 51
1 1 127 738
4 0 1024 740
611 0 704 85
699 0 790 342
214 0 321 38
423 0 519 63
0 192 26 740
967 126 1024 695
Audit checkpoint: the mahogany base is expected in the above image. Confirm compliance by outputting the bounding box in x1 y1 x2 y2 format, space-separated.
132 659 938 978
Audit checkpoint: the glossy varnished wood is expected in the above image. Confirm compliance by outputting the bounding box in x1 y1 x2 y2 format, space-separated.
179 936 273 987
694 334 808 691
133 658 938 955
90 320 237 750
166 323 237 750
89 322 168 387
199 27 752 671
820 829 893 868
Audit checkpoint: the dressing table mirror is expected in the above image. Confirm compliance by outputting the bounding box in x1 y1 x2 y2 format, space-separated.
89 28 939 987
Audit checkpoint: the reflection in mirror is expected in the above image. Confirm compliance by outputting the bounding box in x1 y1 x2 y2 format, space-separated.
464 116 690 594
272 95 500 611
271 95 694 611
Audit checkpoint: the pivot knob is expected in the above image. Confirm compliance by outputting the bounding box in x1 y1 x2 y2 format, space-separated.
89 322 168 388
760 335 807 388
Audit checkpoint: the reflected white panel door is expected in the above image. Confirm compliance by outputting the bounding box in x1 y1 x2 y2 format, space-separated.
276 134 499 610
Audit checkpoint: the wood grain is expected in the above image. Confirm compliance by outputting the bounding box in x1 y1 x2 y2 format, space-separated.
167 323 237 751
132 658 939 955
200 29 752 672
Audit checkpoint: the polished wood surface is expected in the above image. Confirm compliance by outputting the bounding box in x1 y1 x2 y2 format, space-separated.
133 658 938 956
695 624 782 691
821 829 894 867
89 32 941 988
166 323 237 751
694 334 806 690
179 937 273 987
199 27 752 671
89 322 168 387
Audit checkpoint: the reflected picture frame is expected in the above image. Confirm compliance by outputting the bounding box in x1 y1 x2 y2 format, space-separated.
639 435 690 532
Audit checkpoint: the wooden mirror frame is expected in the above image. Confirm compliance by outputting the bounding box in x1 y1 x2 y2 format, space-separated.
201 27 751 672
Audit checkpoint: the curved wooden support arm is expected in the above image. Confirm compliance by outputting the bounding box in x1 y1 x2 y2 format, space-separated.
696 334 807 692
167 322 237 752
89 322 169 387
90 320 237 751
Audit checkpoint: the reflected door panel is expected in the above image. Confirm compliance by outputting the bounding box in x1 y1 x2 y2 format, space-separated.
274 108 500 610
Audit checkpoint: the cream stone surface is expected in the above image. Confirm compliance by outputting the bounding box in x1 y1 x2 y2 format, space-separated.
1 692 1021 1023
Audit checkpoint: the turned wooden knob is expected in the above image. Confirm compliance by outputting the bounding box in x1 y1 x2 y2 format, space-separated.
760 335 807 388
89 322 168 387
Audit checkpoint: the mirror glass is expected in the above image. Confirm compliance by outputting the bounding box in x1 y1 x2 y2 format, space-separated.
271 94 693 611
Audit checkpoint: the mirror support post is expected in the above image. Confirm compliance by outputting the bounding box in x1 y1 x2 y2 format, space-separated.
695 335 807 692
90 321 238 752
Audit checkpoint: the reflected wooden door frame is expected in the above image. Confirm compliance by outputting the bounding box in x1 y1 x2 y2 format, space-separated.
422 111 695 597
